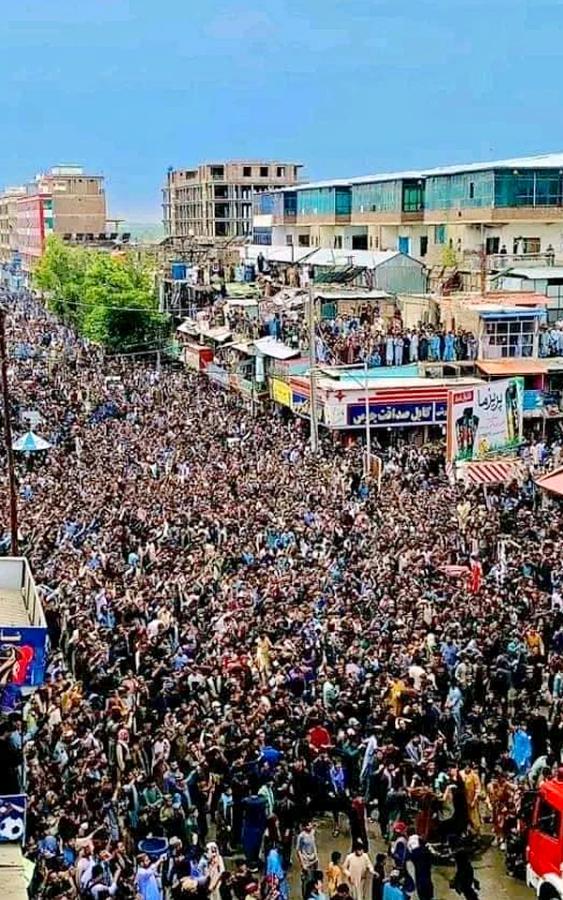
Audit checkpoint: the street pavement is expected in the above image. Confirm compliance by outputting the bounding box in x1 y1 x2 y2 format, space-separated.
286 817 531 899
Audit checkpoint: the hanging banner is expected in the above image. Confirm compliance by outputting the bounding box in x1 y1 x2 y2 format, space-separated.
447 377 523 462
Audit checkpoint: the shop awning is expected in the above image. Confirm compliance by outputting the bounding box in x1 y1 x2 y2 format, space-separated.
535 467 563 497
176 320 198 335
253 337 300 360
230 341 256 355
476 359 547 377
199 327 232 343
463 460 519 484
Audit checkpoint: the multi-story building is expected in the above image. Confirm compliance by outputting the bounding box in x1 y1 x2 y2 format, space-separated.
162 160 302 242
13 165 106 274
252 153 563 270
0 187 26 265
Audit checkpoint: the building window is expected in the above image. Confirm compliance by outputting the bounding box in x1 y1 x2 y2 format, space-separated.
513 236 541 255
536 799 561 840
486 237 500 255
469 182 475 199
210 166 224 180
260 166 269 177
420 236 428 257
434 224 446 245
286 235 293 246
298 234 310 247
243 166 252 177
482 316 535 358
402 180 424 213
277 166 286 177
334 235 343 249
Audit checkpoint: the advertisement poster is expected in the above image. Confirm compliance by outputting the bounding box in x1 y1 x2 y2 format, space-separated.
447 377 523 462
0 627 48 688
0 796 26 843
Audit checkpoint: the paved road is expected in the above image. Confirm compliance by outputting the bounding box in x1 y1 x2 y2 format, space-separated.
287 818 532 899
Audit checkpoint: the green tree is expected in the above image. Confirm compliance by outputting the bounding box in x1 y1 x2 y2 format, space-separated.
34 236 87 326
441 245 458 267
34 236 169 350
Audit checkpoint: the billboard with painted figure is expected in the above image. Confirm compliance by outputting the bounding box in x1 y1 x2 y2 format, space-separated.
0 628 47 688
447 377 524 462
0 558 48 688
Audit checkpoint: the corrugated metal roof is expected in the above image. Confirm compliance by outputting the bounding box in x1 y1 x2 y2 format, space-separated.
314 289 391 300
306 249 402 268
253 337 300 360
199 326 232 342
271 153 563 193
244 245 314 263
477 306 544 318
501 267 563 280
176 320 199 335
310 374 485 393
476 359 548 376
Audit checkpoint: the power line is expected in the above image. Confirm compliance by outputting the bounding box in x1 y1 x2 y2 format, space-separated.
41 296 169 314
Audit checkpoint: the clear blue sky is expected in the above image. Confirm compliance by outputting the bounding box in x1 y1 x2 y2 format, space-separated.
1 0 562 220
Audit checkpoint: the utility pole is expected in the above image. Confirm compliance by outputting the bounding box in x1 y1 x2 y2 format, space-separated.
364 357 371 476
308 283 319 454
479 222 487 296
0 307 18 555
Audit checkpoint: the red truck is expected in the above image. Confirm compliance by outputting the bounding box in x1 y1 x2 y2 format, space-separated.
527 777 563 898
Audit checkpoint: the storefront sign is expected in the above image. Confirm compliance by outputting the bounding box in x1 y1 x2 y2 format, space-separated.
347 400 446 428
271 378 292 407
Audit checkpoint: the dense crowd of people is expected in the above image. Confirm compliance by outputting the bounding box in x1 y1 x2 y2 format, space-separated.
217 298 563 371
221 302 481 366
1 291 563 900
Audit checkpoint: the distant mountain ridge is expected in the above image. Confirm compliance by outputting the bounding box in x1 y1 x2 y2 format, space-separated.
123 222 164 242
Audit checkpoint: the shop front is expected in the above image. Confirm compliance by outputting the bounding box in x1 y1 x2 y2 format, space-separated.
287 373 484 444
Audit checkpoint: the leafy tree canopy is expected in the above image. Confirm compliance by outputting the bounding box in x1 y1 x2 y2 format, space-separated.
34 236 169 350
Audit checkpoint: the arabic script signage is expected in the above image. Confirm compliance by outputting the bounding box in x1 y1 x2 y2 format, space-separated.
347 400 447 428
447 377 523 462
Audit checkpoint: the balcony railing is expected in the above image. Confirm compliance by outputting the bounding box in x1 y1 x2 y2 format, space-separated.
463 250 559 272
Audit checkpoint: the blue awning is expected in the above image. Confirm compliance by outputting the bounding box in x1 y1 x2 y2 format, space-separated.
479 308 543 319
